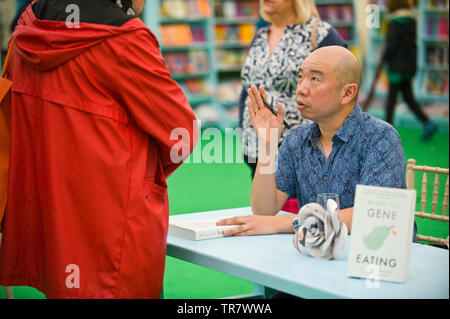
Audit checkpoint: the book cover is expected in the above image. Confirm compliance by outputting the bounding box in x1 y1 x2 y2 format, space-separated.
197 0 212 17
238 24 255 44
347 185 416 283
168 218 239 240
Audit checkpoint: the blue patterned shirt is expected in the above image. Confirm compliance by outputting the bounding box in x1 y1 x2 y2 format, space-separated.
275 104 406 209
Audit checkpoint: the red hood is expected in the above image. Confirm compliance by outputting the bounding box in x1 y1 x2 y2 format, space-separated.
13 5 149 72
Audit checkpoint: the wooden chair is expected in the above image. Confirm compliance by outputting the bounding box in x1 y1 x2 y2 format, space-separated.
406 159 449 248
0 232 14 299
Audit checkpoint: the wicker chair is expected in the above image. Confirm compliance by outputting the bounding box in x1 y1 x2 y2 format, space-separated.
406 159 449 248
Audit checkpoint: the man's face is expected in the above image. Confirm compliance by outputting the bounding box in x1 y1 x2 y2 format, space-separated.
132 0 145 15
295 54 342 123
261 0 294 16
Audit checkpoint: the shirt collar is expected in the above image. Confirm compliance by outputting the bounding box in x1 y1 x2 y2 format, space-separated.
335 104 363 143
307 104 363 146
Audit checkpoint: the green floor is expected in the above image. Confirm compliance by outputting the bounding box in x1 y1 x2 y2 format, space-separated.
0 125 448 299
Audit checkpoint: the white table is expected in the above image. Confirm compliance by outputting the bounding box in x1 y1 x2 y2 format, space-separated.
166 207 449 299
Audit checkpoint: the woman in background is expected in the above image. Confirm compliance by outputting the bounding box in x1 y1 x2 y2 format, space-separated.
383 0 437 140
239 0 346 213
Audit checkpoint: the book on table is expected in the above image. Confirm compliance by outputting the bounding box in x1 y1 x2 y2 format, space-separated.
168 218 239 240
347 185 416 283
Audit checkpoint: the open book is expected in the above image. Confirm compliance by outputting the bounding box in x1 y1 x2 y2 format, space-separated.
168 218 239 240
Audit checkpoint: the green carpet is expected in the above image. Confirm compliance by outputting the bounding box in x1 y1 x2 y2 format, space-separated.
0 125 448 299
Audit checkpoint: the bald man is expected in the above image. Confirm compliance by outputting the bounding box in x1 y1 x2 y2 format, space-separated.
218 46 415 241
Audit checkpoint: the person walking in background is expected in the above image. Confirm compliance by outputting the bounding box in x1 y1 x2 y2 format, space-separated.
383 0 437 141
0 0 197 298
239 0 347 180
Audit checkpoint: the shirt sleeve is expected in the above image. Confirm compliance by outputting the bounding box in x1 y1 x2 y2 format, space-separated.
275 136 297 197
318 27 348 48
116 29 199 177
359 125 417 242
359 126 406 189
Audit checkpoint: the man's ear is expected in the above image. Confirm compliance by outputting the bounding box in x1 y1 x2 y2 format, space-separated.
340 83 358 105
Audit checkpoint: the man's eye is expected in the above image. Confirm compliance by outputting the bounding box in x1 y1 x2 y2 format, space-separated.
311 76 318 81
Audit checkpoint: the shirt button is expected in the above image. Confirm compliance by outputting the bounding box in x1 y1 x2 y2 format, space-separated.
323 175 327 181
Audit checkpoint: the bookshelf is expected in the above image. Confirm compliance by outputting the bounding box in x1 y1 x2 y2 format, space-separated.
143 0 259 129
143 0 359 129
417 0 449 103
316 0 358 49
364 0 449 105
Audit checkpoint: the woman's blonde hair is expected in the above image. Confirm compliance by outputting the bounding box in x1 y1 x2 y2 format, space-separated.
259 0 320 25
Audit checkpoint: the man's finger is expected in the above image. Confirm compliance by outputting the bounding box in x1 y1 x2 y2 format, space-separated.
222 224 252 237
259 85 266 101
252 85 265 109
248 86 259 112
277 103 285 123
216 216 243 226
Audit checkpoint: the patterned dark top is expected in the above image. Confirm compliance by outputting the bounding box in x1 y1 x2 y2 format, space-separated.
240 17 346 161
275 104 407 209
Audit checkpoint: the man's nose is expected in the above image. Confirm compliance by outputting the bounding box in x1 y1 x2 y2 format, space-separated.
296 81 308 97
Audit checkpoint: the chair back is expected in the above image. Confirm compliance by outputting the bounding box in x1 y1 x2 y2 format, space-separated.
406 159 449 248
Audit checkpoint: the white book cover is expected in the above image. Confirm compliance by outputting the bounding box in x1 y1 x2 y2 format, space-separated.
347 185 416 283
168 218 239 240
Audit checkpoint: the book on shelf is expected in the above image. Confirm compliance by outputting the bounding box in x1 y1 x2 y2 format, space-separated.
425 44 448 66
214 0 259 18
428 0 449 9
215 24 256 44
193 104 220 123
197 0 212 17
369 0 387 10
317 4 354 23
426 17 449 38
238 23 255 44
424 71 449 96
160 24 194 46
180 78 212 96
216 49 247 69
161 0 211 18
335 27 353 42
191 26 206 42
226 105 239 122
218 79 242 103
163 50 210 74
437 18 449 38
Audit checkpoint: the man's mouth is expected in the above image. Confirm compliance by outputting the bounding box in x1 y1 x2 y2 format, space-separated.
297 100 309 110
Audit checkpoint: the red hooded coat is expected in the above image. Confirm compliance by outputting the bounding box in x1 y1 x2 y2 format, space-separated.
0 5 197 298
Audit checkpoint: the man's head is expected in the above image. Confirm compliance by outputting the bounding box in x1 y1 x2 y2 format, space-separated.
296 46 361 124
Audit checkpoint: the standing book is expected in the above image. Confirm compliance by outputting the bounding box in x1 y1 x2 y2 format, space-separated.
347 185 416 283
168 218 239 240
